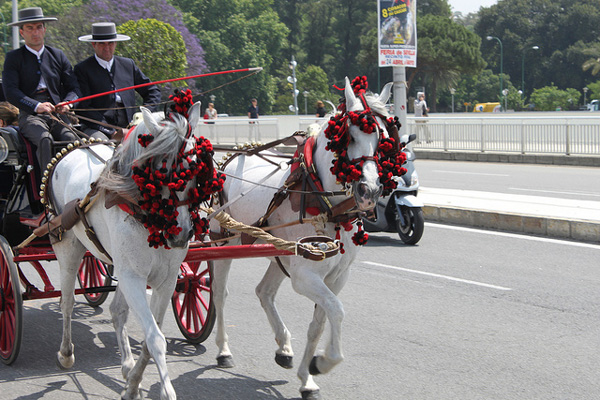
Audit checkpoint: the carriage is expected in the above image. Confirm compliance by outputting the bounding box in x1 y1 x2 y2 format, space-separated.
0 117 305 366
0 77 404 399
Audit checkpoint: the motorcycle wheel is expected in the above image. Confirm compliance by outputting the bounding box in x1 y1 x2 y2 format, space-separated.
396 206 424 245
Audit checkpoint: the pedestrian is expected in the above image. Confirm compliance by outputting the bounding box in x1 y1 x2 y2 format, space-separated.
204 102 217 136
2 7 81 172
204 102 217 122
247 98 259 120
315 100 326 118
414 91 431 143
74 22 161 140
247 98 259 138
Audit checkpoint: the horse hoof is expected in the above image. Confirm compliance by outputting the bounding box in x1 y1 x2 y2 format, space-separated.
275 354 293 369
56 351 75 369
217 355 235 368
309 356 321 375
301 389 322 400
121 387 143 400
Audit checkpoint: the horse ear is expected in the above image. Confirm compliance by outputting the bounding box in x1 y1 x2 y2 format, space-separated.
141 106 161 135
378 82 394 105
187 102 202 129
345 76 359 111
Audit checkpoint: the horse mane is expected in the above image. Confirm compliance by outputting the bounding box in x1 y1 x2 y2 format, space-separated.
95 111 193 200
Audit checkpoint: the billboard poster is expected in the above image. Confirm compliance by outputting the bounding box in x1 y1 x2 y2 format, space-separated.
378 0 417 67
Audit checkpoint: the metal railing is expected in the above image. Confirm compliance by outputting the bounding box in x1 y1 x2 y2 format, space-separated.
200 115 600 156
405 116 600 155
193 117 279 145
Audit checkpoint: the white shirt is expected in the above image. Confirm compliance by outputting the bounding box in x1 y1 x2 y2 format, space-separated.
26 45 47 91
94 54 122 103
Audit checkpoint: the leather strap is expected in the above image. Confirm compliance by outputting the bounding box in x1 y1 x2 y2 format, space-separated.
75 203 113 263
295 236 339 261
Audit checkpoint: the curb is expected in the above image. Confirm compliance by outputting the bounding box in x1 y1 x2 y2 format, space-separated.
423 205 600 243
414 149 600 167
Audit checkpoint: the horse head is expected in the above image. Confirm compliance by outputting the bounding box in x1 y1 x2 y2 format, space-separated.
340 77 395 211
137 102 205 249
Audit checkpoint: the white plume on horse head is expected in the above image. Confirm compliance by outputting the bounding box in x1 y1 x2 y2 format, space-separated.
187 101 202 134
344 76 360 111
141 106 161 136
378 82 394 106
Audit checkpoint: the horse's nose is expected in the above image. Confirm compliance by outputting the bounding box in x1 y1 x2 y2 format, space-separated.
356 182 383 211
357 182 383 199
167 229 193 248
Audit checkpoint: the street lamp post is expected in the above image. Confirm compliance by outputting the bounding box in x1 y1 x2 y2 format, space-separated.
209 94 215 103
450 88 455 113
302 90 309 115
487 36 503 109
583 87 588 108
288 56 298 115
521 45 539 102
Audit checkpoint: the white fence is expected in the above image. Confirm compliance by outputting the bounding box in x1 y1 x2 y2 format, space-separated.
407 116 600 155
193 117 279 145
197 115 600 156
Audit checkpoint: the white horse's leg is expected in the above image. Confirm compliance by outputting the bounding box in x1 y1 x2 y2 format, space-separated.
292 265 351 399
211 258 234 368
298 304 327 399
255 260 293 368
110 287 135 380
53 232 86 369
117 272 176 400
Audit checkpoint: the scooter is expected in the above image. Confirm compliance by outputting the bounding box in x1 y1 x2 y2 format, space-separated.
362 132 424 245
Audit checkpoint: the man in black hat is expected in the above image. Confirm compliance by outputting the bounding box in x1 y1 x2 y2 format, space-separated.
74 22 161 139
2 7 81 172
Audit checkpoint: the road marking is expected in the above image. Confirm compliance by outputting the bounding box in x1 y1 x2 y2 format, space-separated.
432 170 510 177
509 187 600 198
427 222 600 250
363 261 512 291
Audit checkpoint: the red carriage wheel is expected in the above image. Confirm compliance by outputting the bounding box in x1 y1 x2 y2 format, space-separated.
0 235 22 365
171 260 215 343
78 255 113 307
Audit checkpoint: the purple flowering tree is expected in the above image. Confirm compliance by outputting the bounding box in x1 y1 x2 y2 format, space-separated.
48 0 206 79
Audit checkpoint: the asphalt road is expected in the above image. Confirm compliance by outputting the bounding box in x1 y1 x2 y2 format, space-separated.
2 224 600 399
416 159 600 202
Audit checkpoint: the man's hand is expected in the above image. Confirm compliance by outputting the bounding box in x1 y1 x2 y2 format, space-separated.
55 102 71 114
36 102 55 114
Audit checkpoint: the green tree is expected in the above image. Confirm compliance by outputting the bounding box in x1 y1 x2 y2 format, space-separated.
171 0 288 115
410 14 486 111
585 81 600 100
273 64 332 114
117 19 187 83
475 0 600 96
529 85 580 111
582 42 600 76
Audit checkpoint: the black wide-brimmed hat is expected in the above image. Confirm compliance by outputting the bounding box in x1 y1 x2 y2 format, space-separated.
78 22 130 42
7 7 57 27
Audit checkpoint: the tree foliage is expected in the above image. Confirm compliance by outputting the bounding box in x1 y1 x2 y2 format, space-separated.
529 85 581 111
582 42 600 76
117 19 187 83
171 0 288 115
475 0 600 97
410 14 486 111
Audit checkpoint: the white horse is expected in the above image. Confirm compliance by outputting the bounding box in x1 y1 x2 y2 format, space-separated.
49 103 204 399
211 78 397 399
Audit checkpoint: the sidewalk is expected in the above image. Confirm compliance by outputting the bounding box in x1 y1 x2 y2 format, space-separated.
420 187 600 243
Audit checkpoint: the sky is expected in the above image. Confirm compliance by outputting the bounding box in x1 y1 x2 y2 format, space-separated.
448 0 498 15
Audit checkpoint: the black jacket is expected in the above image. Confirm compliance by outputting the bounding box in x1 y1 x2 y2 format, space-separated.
2 45 80 115
74 55 161 130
